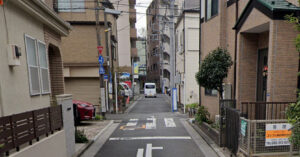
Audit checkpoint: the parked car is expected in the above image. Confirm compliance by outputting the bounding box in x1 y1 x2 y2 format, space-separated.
73 100 95 125
120 82 133 98
144 83 157 98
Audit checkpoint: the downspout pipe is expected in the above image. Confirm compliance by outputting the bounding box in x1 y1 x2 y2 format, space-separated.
233 0 239 101
198 0 202 105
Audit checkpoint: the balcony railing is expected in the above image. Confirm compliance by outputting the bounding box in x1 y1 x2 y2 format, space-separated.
0 105 63 156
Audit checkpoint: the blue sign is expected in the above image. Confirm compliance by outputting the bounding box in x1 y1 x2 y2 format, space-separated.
99 66 105 74
104 74 108 80
98 56 104 65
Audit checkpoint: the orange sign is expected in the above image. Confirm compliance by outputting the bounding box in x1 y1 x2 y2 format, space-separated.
266 130 292 139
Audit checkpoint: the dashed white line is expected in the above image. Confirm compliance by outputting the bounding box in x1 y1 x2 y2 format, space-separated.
164 118 176 127
146 116 156 130
126 119 138 127
136 148 144 157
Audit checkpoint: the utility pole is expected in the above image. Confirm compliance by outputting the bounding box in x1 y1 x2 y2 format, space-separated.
95 0 106 118
104 11 111 112
169 0 175 93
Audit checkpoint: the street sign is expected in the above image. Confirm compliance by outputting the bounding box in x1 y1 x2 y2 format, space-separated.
172 88 177 112
99 66 105 74
104 74 108 80
98 56 104 65
97 46 103 55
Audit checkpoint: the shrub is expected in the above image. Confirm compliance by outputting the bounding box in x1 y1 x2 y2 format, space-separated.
95 114 103 121
185 103 198 110
286 101 300 147
75 130 89 143
195 106 212 124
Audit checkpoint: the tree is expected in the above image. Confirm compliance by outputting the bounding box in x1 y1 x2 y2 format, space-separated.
195 47 232 99
285 3 300 147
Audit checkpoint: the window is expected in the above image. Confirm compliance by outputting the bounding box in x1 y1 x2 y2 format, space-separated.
58 0 85 12
206 0 218 20
25 35 50 95
205 88 218 96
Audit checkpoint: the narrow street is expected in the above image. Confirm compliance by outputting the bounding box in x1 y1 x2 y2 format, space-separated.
82 94 215 157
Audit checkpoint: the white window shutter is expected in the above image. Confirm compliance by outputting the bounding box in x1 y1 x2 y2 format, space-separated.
37 41 50 94
25 35 41 95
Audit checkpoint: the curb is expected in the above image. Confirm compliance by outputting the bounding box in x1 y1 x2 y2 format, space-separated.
74 120 114 157
124 95 142 113
187 120 227 157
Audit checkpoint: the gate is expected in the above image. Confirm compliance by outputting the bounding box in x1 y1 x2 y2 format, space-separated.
225 107 240 154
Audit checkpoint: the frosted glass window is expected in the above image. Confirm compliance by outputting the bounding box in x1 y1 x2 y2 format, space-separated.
38 41 50 94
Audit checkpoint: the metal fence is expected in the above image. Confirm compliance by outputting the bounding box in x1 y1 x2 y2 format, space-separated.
219 99 236 147
240 102 293 120
239 118 299 156
0 105 63 156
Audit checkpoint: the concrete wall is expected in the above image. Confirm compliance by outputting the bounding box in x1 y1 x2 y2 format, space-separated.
10 131 67 157
0 3 50 116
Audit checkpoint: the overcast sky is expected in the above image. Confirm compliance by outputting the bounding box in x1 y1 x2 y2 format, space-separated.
135 0 152 36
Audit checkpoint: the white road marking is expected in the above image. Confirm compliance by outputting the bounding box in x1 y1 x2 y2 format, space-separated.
146 116 156 130
136 148 144 157
164 118 176 127
109 136 192 141
146 143 163 157
126 119 138 127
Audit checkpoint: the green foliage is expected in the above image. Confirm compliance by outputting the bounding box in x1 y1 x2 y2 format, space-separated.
95 114 104 121
75 130 89 143
195 106 212 124
195 47 233 99
286 100 300 147
285 14 300 52
185 103 198 110
0 143 4 149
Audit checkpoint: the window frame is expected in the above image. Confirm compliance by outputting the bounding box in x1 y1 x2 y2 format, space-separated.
205 0 219 21
57 0 85 13
37 40 51 95
205 88 218 96
24 34 51 96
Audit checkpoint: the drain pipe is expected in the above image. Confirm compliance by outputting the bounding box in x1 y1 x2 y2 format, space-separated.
198 0 202 106
0 84 4 117
233 0 239 100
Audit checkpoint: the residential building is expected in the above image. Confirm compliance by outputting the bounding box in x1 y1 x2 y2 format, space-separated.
57 0 119 108
111 0 138 73
200 0 300 120
175 0 200 107
146 0 183 92
0 0 71 156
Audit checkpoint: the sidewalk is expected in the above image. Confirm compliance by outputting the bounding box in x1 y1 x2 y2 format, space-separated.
74 120 113 157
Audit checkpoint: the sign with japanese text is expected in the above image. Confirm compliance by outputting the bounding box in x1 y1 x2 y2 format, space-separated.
265 123 292 147
241 120 247 136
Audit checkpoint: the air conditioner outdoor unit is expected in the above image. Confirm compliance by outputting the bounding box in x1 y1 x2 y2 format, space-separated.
7 45 21 66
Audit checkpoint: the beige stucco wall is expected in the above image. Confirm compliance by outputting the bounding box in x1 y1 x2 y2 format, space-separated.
10 131 67 157
0 3 50 116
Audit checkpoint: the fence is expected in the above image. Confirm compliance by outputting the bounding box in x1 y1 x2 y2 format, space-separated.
240 102 293 120
0 105 63 156
220 99 236 147
239 118 299 156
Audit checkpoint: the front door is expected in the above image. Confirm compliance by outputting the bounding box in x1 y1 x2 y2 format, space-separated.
256 48 268 119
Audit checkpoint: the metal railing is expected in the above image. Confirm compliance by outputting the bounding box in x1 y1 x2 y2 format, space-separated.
0 105 63 156
240 102 294 120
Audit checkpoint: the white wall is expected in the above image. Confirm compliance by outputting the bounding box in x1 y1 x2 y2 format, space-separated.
0 3 50 116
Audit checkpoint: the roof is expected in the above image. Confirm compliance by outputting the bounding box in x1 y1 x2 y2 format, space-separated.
258 0 300 11
233 0 300 30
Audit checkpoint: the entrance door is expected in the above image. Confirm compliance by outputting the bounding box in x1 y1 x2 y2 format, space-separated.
256 49 268 101
256 48 268 119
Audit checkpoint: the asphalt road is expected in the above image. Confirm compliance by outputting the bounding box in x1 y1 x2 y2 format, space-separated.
94 94 207 157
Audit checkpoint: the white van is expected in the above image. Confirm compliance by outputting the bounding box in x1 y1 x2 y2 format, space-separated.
144 83 156 98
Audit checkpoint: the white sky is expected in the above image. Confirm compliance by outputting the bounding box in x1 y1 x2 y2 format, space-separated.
135 0 152 35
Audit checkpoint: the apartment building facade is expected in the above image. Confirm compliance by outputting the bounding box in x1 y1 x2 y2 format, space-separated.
175 0 200 107
146 0 183 92
0 0 71 156
111 0 138 73
57 0 119 107
200 0 300 120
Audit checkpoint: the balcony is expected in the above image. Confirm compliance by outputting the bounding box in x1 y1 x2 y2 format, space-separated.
130 28 137 40
129 8 136 22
